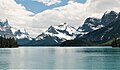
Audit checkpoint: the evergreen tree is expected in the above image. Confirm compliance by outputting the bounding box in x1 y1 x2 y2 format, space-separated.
0 36 18 48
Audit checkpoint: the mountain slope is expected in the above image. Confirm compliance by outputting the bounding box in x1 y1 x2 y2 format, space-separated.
0 19 13 37
77 12 120 43
13 29 32 45
0 19 33 45
76 11 119 38
29 23 77 46
77 17 102 33
101 11 118 26
62 11 120 46
76 11 119 39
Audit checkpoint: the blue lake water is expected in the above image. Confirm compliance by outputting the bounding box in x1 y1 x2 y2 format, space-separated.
0 46 120 70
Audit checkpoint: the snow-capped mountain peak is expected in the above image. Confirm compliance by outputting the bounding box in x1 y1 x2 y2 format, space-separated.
0 19 13 37
35 23 77 45
0 19 10 28
46 23 76 35
14 29 30 39
77 11 119 35
47 26 59 34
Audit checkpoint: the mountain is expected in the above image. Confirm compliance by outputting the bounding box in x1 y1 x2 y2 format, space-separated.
62 11 120 46
76 17 103 38
101 11 118 26
0 19 32 46
29 23 77 46
76 11 119 39
77 17 102 33
0 19 18 47
76 11 119 40
77 12 120 43
2 11 119 46
0 19 13 37
13 29 32 45
77 11 118 37
14 29 29 39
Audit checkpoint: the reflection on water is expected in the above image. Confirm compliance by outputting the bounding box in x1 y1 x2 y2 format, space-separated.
0 47 120 69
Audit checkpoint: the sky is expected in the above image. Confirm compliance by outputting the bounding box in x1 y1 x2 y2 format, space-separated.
0 0 120 37
16 0 87 14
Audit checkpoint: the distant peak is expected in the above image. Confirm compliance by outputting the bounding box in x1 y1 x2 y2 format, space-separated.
6 19 8 23
64 22 67 25
14 29 29 37
0 19 10 27
86 17 100 20
110 11 118 14
104 11 118 15
0 19 8 23
58 22 67 27
84 17 101 24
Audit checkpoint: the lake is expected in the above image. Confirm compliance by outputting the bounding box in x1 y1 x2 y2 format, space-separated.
0 46 120 70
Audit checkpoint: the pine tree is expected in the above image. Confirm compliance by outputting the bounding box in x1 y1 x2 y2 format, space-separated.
0 36 18 48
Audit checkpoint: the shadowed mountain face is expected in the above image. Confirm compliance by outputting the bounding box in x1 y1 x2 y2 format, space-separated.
77 11 118 33
77 12 120 43
101 11 118 26
62 11 120 46
76 11 119 39
77 17 102 32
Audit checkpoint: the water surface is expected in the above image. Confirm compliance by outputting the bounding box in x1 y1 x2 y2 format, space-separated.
0 46 120 70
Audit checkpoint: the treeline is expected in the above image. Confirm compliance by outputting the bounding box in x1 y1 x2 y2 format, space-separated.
0 36 18 48
112 37 120 47
61 37 120 47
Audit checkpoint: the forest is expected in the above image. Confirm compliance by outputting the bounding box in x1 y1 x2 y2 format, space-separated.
0 36 18 48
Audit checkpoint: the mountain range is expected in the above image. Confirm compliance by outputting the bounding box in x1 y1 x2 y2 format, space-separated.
1 10 120 47
26 23 78 46
62 11 120 46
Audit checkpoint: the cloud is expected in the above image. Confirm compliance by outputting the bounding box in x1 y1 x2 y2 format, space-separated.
0 0 36 36
86 0 120 14
32 0 120 29
32 2 87 28
1 0 120 37
0 0 34 26
35 0 61 6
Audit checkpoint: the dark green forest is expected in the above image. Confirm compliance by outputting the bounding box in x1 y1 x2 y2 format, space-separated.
0 36 18 48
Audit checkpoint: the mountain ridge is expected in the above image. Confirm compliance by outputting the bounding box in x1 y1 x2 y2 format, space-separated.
62 11 120 46
1 10 120 47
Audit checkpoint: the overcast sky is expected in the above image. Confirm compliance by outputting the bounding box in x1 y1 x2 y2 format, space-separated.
0 0 120 37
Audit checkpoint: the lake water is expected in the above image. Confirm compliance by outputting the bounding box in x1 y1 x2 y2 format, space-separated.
0 46 120 70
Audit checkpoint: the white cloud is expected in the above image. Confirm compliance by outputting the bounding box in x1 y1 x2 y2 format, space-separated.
68 0 76 4
32 2 87 29
86 0 120 14
0 0 34 26
0 0 35 36
32 0 120 30
35 0 61 6
1 0 120 37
